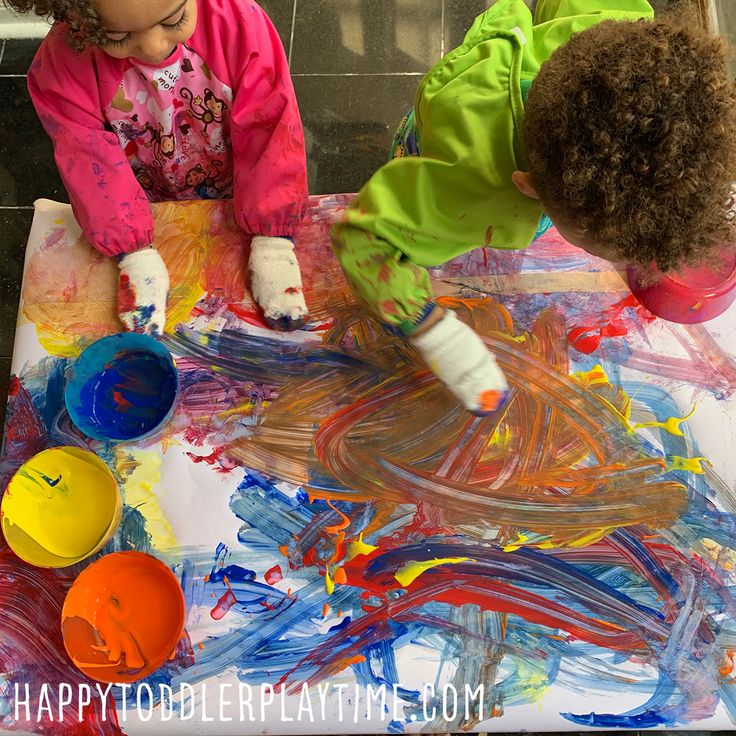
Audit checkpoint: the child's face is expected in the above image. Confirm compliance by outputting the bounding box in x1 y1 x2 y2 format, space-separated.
96 0 197 65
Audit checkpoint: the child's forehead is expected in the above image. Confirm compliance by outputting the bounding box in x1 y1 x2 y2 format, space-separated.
96 0 186 32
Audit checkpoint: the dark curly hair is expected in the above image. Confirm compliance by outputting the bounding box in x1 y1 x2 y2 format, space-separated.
2 0 107 50
523 16 736 271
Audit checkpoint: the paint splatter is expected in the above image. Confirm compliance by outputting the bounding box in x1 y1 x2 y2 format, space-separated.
264 565 283 585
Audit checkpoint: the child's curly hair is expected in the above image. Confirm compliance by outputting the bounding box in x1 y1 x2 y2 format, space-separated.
524 17 736 271
2 0 107 50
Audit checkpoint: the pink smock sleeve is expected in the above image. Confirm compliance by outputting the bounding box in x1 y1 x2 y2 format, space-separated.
201 0 308 238
27 24 153 257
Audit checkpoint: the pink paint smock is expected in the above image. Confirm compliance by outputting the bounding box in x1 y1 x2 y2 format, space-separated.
27 0 308 257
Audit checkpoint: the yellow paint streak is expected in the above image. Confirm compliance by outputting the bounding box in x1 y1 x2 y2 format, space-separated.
668 456 709 474
216 400 256 418
635 405 697 438
324 568 335 595
505 527 612 551
573 364 610 388
345 533 378 562
395 557 471 588
115 449 178 550
37 327 85 359
566 527 616 548
489 425 511 448
596 394 633 431
503 533 529 552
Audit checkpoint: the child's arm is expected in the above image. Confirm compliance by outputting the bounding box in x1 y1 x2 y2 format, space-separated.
28 27 168 335
28 26 154 257
206 1 309 329
227 4 307 242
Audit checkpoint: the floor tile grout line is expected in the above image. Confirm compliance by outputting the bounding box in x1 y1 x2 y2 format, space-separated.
440 0 446 58
0 40 6 68
288 0 297 67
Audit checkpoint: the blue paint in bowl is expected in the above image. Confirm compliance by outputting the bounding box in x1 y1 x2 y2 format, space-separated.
65 333 179 442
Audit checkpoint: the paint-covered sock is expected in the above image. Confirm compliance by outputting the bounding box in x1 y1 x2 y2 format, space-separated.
249 236 309 331
410 309 509 414
117 247 170 336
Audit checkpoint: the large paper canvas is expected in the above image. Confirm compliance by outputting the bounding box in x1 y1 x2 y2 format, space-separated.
2 196 736 734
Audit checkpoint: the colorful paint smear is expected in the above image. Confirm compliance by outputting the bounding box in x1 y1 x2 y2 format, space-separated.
3 196 736 733
1 447 121 568
61 551 185 684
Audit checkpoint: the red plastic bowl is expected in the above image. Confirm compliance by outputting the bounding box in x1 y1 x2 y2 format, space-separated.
627 247 736 324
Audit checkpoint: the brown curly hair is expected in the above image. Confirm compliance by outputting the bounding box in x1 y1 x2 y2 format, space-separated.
523 16 736 271
1 0 107 50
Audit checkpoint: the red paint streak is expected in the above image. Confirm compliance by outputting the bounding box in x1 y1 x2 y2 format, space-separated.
380 300 400 317
185 446 237 473
117 274 137 313
112 390 133 411
277 568 648 694
183 425 210 447
227 303 270 328
265 565 283 585
567 327 602 354
210 577 237 620
210 589 237 620
2 376 47 464
567 295 652 353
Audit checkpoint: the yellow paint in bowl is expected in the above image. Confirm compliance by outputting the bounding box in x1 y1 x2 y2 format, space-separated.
1 447 122 568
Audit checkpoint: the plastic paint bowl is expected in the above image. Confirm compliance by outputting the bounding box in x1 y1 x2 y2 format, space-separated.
61 551 186 684
1 447 122 568
65 333 179 443
627 247 736 324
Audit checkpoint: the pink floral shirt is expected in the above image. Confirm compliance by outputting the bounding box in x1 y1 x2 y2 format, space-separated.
28 0 307 257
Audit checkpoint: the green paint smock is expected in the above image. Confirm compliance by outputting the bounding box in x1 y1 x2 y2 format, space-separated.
331 0 654 332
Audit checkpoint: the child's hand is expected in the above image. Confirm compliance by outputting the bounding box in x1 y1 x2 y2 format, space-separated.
249 236 309 331
411 308 509 415
117 248 170 336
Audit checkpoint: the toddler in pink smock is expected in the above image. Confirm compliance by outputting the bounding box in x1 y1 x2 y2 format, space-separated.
12 0 309 333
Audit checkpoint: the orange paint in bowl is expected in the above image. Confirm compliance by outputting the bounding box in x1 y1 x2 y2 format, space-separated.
61 551 186 683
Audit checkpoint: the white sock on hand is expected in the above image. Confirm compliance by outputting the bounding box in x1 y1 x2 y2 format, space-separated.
411 309 509 414
249 236 309 331
117 247 170 336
